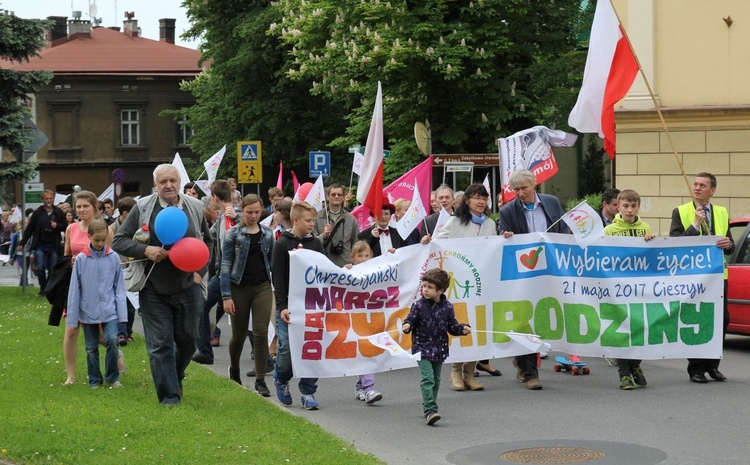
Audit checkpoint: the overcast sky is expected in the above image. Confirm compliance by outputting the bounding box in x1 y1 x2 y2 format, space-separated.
4 0 199 48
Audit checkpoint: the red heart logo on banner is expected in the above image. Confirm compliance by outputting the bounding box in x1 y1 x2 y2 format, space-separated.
520 247 543 269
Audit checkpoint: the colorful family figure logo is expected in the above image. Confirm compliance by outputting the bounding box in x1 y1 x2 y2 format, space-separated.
567 207 597 239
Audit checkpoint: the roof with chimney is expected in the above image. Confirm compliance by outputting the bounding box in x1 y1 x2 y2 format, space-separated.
3 18 203 76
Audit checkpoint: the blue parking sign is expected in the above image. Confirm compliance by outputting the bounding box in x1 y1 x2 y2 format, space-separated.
309 151 331 178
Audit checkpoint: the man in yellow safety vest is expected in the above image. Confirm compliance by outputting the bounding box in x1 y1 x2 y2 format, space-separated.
669 172 734 384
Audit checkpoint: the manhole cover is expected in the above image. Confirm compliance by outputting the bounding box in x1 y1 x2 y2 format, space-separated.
500 446 606 463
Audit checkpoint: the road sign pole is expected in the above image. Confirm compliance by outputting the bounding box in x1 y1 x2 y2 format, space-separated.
20 179 28 293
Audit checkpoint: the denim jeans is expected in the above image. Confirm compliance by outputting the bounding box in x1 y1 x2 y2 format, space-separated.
195 276 221 359
35 243 57 293
139 284 202 405
118 298 136 338
274 311 317 395
83 320 119 387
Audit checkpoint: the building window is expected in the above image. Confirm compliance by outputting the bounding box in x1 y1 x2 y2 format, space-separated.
177 117 193 146
121 110 140 145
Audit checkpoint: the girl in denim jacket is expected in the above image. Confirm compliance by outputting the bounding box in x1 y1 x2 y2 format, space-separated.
220 194 274 396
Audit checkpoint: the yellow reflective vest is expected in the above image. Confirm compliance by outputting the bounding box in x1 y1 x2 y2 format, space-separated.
677 202 729 278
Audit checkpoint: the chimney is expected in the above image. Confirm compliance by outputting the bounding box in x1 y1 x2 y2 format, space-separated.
68 18 92 37
123 11 139 37
159 18 176 44
47 16 68 45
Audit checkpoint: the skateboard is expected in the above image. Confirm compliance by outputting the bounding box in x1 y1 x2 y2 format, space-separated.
553 355 590 375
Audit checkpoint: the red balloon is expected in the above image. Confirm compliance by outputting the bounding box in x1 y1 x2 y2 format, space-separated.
168 237 209 272
297 182 313 201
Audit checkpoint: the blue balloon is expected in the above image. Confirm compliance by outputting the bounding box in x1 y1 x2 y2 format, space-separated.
154 207 188 245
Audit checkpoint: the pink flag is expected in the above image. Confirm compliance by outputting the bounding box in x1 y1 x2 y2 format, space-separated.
276 162 283 189
291 171 300 196
356 82 384 218
351 156 433 231
568 0 638 159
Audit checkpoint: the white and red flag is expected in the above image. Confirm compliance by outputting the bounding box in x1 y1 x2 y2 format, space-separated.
568 0 638 159
356 82 384 218
351 156 433 231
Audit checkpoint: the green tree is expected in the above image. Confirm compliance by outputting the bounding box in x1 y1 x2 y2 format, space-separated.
0 10 52 188
275 0 591 180
169 1 349 185
580 135 606 197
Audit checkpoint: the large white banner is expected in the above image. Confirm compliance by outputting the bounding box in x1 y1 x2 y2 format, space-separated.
288 234 724 378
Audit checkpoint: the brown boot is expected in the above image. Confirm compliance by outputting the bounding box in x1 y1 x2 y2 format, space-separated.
463 362 484 391
450 363 466 391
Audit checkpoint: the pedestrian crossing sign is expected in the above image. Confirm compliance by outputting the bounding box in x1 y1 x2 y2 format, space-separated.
237 140 263 184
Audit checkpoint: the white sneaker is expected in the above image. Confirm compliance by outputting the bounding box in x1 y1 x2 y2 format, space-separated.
109 381 123 389
364 390 383 404
355 389 366 401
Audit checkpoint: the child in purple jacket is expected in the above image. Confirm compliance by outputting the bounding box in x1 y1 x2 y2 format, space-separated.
402 268 471 426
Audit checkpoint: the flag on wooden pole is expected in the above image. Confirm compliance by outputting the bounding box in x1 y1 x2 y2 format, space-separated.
356 82 384 218
568 0 638 159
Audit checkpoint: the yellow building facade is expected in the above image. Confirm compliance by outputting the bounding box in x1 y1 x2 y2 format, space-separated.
613 0 750 234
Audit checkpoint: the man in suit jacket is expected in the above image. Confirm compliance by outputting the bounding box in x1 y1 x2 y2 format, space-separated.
422 185 455 237
669 172 734 384
358 197 407 257
496 169 569 391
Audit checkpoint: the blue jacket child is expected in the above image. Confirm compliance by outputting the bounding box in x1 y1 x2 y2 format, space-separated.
67 241 127 388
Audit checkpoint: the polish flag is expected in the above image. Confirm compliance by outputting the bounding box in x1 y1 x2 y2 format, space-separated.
356 82 384 218
568 0 638 159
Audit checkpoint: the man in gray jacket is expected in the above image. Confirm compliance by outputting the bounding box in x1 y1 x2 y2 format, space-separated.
312 183 359 267
496 169 568 391
112 164 213 406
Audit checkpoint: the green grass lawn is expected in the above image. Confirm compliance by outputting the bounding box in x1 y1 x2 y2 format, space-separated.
0 288 382 465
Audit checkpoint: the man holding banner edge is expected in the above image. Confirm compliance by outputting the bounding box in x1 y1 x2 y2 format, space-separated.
669 172 734 384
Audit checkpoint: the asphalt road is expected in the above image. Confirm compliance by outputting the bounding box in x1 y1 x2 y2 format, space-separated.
4 262 749 465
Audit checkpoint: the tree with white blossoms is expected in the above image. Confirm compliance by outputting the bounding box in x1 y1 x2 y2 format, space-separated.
274 0 592 177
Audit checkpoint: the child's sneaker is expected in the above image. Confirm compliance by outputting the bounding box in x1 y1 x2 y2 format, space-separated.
274 379 292 405
108 381 123 389
619 375 636 390
425 412 441 425
355 388 366 401
364 390 383 404
301 394 319 410
117 350 126 374
632 367 647 387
